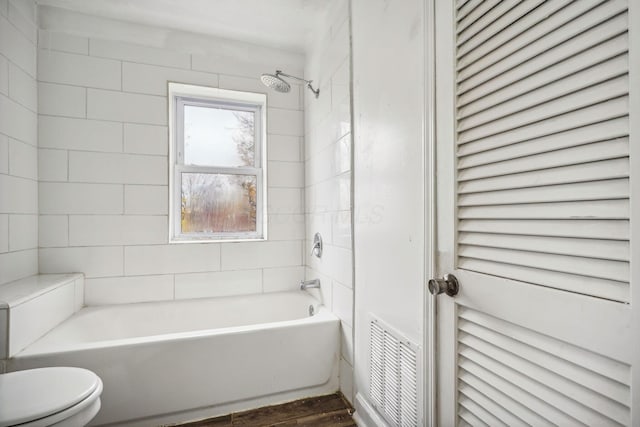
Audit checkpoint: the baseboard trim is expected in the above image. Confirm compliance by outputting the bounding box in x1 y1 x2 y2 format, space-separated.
353 392 390 427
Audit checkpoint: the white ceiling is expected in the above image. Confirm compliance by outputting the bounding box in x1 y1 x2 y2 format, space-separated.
36 0 327 53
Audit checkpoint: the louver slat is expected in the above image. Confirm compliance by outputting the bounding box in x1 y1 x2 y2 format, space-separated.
458 179 628 206
459 76 629 143
457 0 549 56
459 323 630 406
457 0 500 34
456 1 518 44
459 357 584 427
458 407 487 427
458 245 628 282
457 1 627 91
458 308 631 385
459 139 629 182
458 219 628 240
459 382 525 427
458 117 629 166
458 97 628 151
459 257 628 302
457 308 631 426
458 58 628 131
458 200 629 221
456 0 483 23
458 34 628 116
458 232 629 261
458 158 629 193
457 0 570 71
454 0 630 302
458 370 554 427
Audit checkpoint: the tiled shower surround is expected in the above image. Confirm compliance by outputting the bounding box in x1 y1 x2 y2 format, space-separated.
0 2 38 285
35 9 308 305
304 1 354 403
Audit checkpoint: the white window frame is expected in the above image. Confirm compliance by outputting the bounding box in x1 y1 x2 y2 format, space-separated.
168 83 268 243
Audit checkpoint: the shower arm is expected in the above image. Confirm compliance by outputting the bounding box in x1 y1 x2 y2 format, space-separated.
276 70 320 98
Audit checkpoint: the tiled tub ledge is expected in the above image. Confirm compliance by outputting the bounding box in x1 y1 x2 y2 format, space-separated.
0 273 84 361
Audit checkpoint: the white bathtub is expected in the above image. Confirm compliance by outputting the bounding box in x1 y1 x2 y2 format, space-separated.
7 291 340 426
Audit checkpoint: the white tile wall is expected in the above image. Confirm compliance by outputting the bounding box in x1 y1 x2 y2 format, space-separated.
0 249 37 285
86 89 167 125
122 62 219 96
9 138 37 179
38 50 120 89
8 1 36 44
268 108 304 136
68 215 167 246
38 148 67 181
332 281 353 327
221 240 301 270
39 31 88 55
123 124 168 155
85 275 174 305
0 88 37 145
8 214 37 251
39 116 123 152
38 215 68 248
0 135 7 174
68 151 167 185
89 39 191 69
39 183 123 214
35 26 306 305
304 0 353 403
268 214 305 241
39 246 124 278
0 54 8 95
38 82 86 117
124 185 168 215
8 62 37 111
267 135 302 162
175 270 262 300
0 13 36 76
268 161 304 188
124 244 220 276
191 53 303 81
0 214 7 253
268 188 304 214
262 266 304 293
0 175 37 214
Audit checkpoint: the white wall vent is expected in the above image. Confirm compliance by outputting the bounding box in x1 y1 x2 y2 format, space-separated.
369 315 420 427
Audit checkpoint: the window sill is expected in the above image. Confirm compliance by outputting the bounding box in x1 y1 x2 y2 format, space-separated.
169 237 267 244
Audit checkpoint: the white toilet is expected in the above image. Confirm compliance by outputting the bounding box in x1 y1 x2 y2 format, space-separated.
0 367 103 427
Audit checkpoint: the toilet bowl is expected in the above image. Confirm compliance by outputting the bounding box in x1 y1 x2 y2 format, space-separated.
0 367 103 427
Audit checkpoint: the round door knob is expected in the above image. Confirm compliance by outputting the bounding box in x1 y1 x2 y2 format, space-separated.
428 273 459 297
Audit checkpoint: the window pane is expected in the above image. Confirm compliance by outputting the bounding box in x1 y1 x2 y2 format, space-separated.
181 173 257 234
183 105 255 167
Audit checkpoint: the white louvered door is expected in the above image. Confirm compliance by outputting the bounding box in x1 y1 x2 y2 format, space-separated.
432 0 639 425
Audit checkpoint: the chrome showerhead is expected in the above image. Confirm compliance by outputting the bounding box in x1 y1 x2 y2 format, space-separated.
260 70 320 98
260 71 291 93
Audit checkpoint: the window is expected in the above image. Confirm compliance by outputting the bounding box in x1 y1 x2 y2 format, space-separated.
169 83 267 242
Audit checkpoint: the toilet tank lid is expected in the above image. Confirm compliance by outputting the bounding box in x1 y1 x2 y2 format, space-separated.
0 367 102 427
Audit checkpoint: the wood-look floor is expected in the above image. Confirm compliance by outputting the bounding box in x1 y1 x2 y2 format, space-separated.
177 393 356 427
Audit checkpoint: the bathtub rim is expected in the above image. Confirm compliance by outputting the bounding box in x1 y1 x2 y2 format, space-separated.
14 296 335 359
